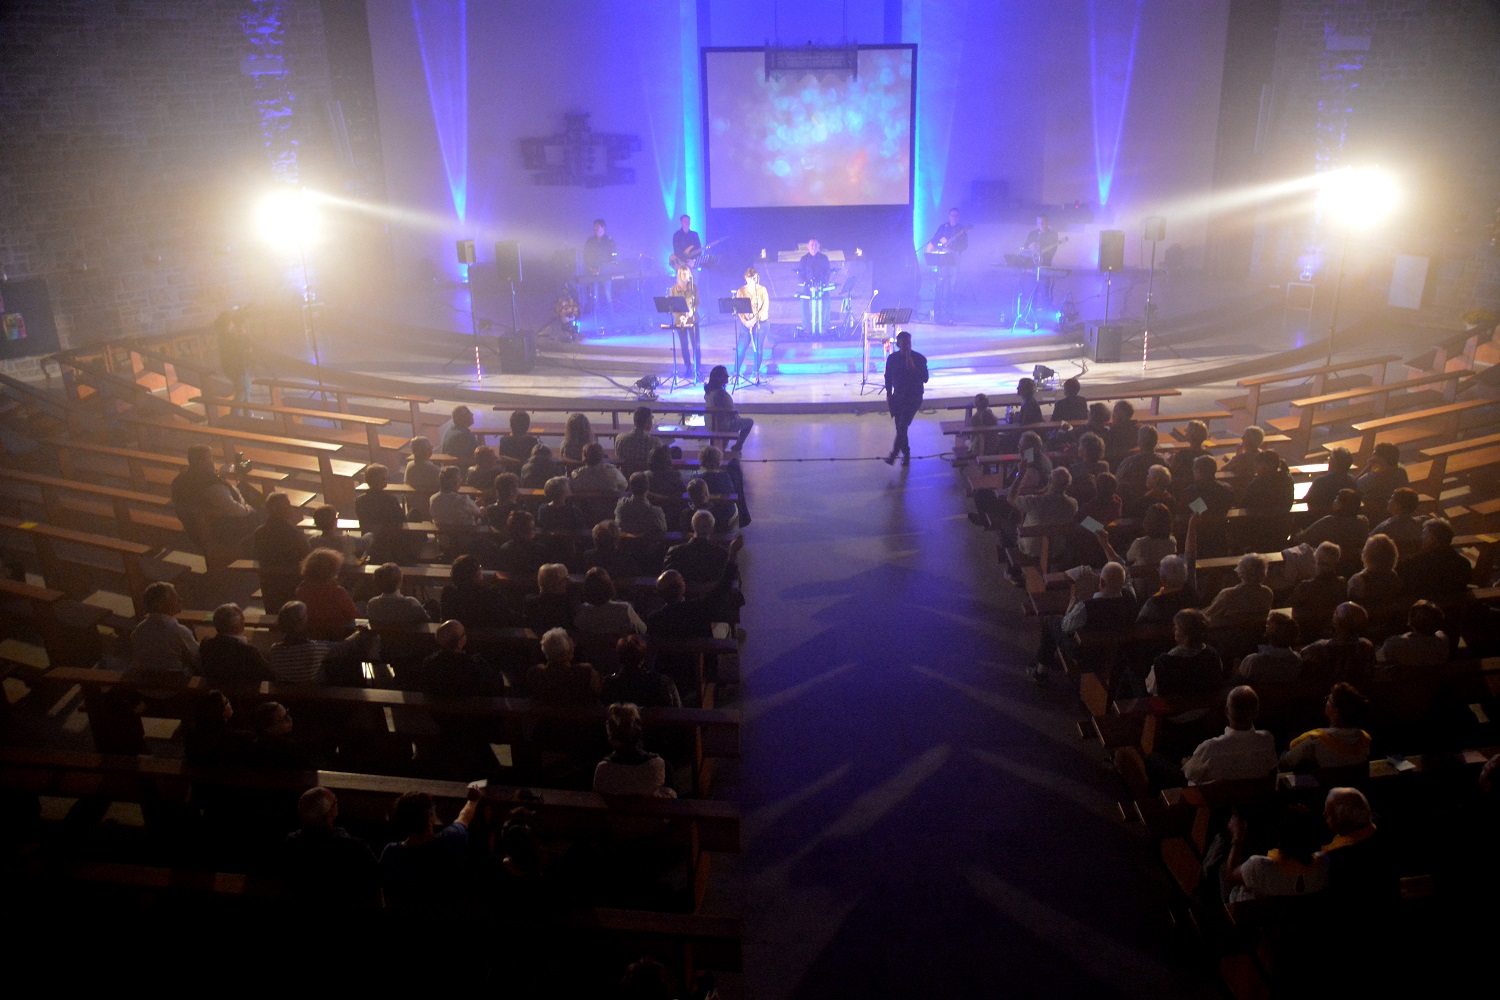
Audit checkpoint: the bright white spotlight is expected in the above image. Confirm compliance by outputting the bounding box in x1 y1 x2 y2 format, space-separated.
256 188 322 250
1317 166 1400 230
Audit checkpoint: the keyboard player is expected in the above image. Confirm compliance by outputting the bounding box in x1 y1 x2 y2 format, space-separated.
582 218 618 327
796 237 833 337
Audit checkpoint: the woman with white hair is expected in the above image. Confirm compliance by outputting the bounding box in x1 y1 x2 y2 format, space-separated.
1202 552 1273 629
523 627 601 703
1136 554 1201 623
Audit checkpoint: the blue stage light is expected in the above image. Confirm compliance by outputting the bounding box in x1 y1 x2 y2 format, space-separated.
412 0 468 225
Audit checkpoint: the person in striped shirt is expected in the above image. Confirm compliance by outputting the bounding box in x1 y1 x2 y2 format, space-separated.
267 601 370 685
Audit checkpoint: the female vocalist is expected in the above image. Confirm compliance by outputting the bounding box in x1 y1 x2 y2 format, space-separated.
670 265 701 383
735 266 771 383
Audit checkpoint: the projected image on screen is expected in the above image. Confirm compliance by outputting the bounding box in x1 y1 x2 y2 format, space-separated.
705 48 913 208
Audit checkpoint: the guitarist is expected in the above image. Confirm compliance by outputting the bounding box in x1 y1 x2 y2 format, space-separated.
734 267 771 382
670 214 702 270
1023 214 1065 304
925 208 969 324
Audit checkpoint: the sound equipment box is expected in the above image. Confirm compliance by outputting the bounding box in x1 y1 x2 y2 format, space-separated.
1143 216 1167 243
495 240 523 284
495 331 536 374
1085 322 1124 363
1098 230 1126 273
455 239 476 265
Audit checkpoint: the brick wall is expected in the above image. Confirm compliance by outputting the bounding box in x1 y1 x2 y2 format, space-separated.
0 0 338 362
1255 0 1500 315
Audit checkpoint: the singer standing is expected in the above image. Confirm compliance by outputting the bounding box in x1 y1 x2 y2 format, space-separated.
883 330 929 467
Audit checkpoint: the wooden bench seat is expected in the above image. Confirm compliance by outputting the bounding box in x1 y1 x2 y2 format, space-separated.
0 466 187 546
0 516 180 617
1316 398 1496 463
1224 355 1400 425
1270 370 1474 457
258 378 438 437
194 395 407 460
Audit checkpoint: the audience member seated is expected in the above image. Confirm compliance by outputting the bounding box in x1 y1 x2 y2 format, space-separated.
1115 426 1169 502
295 547 358 640
1125 504 1177 568
1355 441 1409 516
615 406 660 475
1237 612 1302 685
1305 446 1357 517
965 393 1001 457
1032 562 1136 683
1294 489 1369 575
365 563 431 627
523 562 575 634
1319 786 1398 914
602 635 681 709
1291 542 1347 641
1181 456 1236 555
420 620 504 698
1376 600 1448 669
574 567 647 635
1280 682 1372 772
1124 464 1174 520
1012 467 1077 561
1347 534 1404 616
1241 450 1296 550
430 465 482 557
170 443 264 550
1051 376 1089 423
537 476 587 536
525 628 602 702
645 444 686 495
403 437 440 520
184 689 251 766
267 602 370 685
580 519 642 581
379 787 480 910
249 700 309 768
465 446 503 495
560 412 593 462
1369 486 1423 558
1137 555 1200 624
680 476 737 535
199 602 272 685
440 404 479 468
615 472 667 535
498 410 540 464
1105 400 1138 467
1008 376 1042 425
571 441 629 494
253 492 311 614
280 787 380 908
1169 420 1211 490
1202 553 1274 630
1223 804 1329 903
1181 685 1279 785
520 443 560 489
480 472 522 536
692 445 736 497
1220 425 1267 479
440 554 513 630
1398 518 1471 604
1146 609 1224 697
125 581 199 682
494 510 545 577
1299 602 1375 689
593 702 676 798
356 463 409 564
664 510 729 585
1067 431 1108 486
1078 471 1121 529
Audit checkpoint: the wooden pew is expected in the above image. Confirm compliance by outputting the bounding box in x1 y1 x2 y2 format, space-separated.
945 387 1184 420
1271 370 1474 458
124 416 360 508
193 395 404 462
1316 398 1495 464
0 578 111 672
0 516 178 617
1223 355 1400 426
0 466 185 546
45 436 305 503
259 378 439 438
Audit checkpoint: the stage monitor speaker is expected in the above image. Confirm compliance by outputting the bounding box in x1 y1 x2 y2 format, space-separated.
1099 230 1126 272
456 239 476 265
1086 322 1124 363
496 331 536 374
495 240 523 284
1143 216 1167 242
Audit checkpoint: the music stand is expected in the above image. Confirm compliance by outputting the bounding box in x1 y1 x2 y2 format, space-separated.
718 296 764 389
860 307 913 394
654 295 693 389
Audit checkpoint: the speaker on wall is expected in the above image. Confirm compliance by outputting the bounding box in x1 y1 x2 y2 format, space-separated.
1143 216 1167 242
1086 322 1124 363
495 240 522 284
455 239 476 265
1098 230 1126 272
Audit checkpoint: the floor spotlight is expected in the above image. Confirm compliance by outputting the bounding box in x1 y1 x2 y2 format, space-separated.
633 374 660 400
1033 364 1056 383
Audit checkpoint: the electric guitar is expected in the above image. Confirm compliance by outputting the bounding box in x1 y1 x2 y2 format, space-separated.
670 235 729 271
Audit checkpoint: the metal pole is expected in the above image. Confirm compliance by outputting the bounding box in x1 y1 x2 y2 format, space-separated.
1326 235 1349 367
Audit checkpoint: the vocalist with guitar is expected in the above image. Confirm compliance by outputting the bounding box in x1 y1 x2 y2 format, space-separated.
924 208 969 324
734 267 770 383
669 265 702 382
1022 214 1066 305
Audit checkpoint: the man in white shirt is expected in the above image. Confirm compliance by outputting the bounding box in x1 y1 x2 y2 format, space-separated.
1181 685 1278 785
126 582 199 682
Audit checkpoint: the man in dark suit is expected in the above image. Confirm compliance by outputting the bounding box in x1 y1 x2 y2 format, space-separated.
883 330 929 467
663 510 729 585
199 603 273 686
